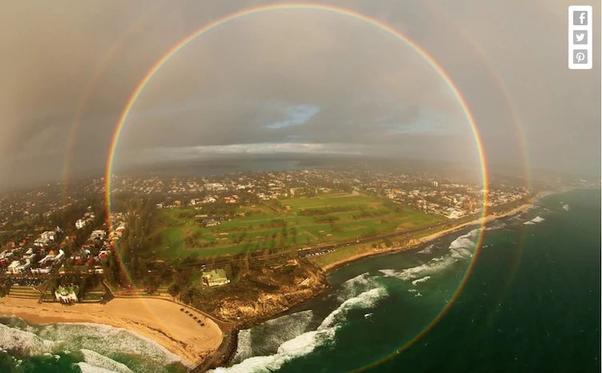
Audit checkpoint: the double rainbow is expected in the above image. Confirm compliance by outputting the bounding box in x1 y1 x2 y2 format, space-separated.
104 3 490 216
103 3 491 367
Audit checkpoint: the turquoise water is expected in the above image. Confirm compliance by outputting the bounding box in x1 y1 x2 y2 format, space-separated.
218 189 600 373
1 189 599 372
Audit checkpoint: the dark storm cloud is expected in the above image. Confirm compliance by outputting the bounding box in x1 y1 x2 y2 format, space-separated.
0 0 599 189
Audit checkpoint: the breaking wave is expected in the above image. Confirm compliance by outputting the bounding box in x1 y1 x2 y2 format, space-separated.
231 329 253 364
79 349 133 373
417 244 434 254
215 275 387 372
337 272 380 302
320 287 386 329
380 229 479 282
39 322 182 367
524 216 545 225
0 323 56 356
449 229 479 251
411 276 431 286
231 310 314 363
0 318 184 372
77 362 119 373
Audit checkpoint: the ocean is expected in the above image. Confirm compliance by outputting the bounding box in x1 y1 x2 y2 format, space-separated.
0 189 599 372
215 189 600 373
0 319 188 372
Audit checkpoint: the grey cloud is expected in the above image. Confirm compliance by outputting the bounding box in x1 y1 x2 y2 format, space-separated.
0 0 599 189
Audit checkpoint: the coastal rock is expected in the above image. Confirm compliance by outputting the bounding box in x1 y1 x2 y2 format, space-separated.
213 265 327 323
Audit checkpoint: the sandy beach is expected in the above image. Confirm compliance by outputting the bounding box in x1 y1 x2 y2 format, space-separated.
321 202 534 272
0 200 538 368
0 296 223 367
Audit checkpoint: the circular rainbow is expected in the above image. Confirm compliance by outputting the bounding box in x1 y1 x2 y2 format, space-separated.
103 2 491 368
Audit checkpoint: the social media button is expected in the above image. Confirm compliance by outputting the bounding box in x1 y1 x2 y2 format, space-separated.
573 30 588 44
573 10 588 25
568 6 592 70
573 49 588 65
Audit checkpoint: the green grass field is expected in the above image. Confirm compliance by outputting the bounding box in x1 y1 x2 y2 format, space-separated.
149 192 443 260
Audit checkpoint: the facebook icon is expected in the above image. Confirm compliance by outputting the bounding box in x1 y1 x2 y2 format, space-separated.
573 10 588 25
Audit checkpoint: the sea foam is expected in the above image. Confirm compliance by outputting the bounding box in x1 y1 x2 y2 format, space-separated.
524 216 545 225
77 362 119 373
40 322 182 366
0 323 55 356
213 280 387 372
231 310 314 363
0 319 184 372
337 272 379 301
380 229 479 282
80 349 133 373
231 329 253 364
417 244 434 254
411 276 431 286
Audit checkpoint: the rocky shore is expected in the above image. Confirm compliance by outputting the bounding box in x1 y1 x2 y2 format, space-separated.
210 198 538 369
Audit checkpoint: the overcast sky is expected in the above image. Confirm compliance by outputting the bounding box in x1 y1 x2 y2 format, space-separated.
0 0 599 190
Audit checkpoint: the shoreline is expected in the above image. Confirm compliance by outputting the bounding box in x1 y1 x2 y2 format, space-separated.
218 198 539 367
320 200 535 273
0 296 223 368
0 192 557 370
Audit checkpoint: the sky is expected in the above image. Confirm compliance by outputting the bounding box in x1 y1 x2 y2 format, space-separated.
0 0 599 190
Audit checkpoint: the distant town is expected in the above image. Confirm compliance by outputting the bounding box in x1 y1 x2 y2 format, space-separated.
0 168 532 301
111 168 527 217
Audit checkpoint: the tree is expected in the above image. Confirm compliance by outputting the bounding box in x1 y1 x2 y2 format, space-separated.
167 282 181 297
143 276 159 294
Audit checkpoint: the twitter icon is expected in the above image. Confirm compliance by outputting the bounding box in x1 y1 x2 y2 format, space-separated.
573 30 588 45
